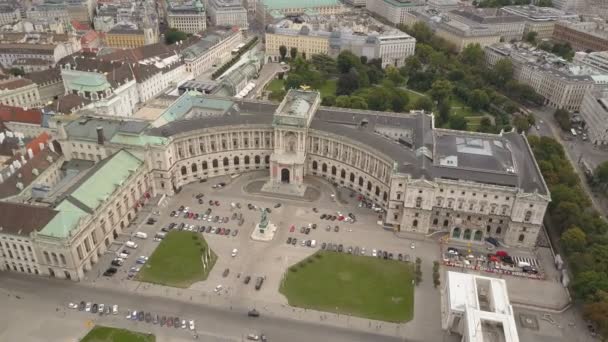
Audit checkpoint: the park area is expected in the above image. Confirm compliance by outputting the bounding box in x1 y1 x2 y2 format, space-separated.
138 231 216 288
280 251 414 322
81 326 155 342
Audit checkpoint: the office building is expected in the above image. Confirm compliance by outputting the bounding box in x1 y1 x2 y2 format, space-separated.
166 0 206 34
208 0 248 29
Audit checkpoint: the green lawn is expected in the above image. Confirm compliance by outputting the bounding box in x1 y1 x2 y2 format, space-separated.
318 79 337 98
138 231 216 288
280 251 414 322
403 88 426 103
464 115 485 129
266 79 285 92
81 326 154 342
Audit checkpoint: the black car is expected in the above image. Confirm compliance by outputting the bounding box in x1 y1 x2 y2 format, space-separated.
248 309 260 317
383 251 388 259
291 238 297 245
199 226 206 233
225 228 231 235
91 304 98 313
223 268 230 277
145 312 152 323
306 240 311 247
287 237 292 244
178 222 185 230
320 214 327 219
305 227 311 235
334 225 339 232
255 277 264 290
206 226 212 233
138 311 145 321
79 301 86 311
161 227 170 232
398 253 403 261
103 267 117 276
522 265 539 274
502 256 515 265
178 205 185 211
111 259 122 267
170 211 176 217
338 244 344 252
244 275 251 284
388 253 394 260
146 218 156 225
312 223 317 229
173 317 179 328
321 242 327 250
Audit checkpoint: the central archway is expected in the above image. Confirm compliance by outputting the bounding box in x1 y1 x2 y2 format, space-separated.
281 168 290 183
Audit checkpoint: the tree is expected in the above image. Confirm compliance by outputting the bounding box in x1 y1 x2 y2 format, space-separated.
561 226 587 254
554 108 571 131
572 271 608 301
321 95 336 106
411 96 434 112
468 89 490 111
438 100 451 126
279 45 287 61
349 96 368 110
165 29 188 45
478 117 495 133
525 31 538 45
337 50 360 74
402 22 433 44
594 162 608 190
335 95 351 108
400 56 422 77
494 59 514 85
290 47 298 60
449 115 468 130
552 201 582 233
8 67 24 77
285 73 304 90
389 88 409 112
536 0 552 5
513 115 531 133
386 66 405 85
583 300 608 338
460 44 484 66
336 68 360 96
430 79 453 103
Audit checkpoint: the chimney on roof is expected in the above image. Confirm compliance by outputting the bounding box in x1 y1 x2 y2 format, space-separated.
32 168 39 176
27 148 34 159
38 142 45 151
96 126 104 145
16 182 23 190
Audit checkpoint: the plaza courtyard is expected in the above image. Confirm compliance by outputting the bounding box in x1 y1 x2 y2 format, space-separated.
280 251 415 322
81 326 155 342
137 231 216 288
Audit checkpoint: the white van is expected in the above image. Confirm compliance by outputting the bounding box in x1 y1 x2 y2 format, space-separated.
310 240 317 248
517 261 531 268
125 241 138 249
134 232 148 239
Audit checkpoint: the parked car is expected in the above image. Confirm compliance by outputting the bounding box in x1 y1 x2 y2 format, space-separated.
232 229 239 236
291 238 297 245
255 277 264 290
173 317 179 328
321 242 327 250
287 237 292 244
244 275 251 284
334 225 339 232
145 312 152 323
223 268 230 277
248 309 260 317
447 247 459 255
522 265 539 274
103 267 118 276
305 227 311 235
338 244 343 252
501 255 515 265
383 251 388 259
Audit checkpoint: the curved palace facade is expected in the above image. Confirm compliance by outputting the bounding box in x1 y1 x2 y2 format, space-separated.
24 89 549 280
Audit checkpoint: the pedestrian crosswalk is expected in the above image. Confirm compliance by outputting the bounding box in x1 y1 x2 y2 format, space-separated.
512 256 538 266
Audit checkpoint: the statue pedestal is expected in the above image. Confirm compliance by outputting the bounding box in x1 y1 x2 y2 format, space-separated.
261 181 307 197
250 222 277 242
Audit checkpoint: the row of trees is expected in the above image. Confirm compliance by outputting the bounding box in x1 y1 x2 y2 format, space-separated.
528 136 608 338
525 32 575 61
211 37 259 80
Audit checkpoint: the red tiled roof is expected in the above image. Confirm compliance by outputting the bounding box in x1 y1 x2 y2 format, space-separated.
71 20 91 31
0 105 42 124
81 30 101 45
26 132 51 155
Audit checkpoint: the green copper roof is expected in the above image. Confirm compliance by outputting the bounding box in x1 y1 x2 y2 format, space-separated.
382 0 422 7
39 200 88 238
261 0 341 9
39 150 143 238
71 74 110 92
154 91 234 126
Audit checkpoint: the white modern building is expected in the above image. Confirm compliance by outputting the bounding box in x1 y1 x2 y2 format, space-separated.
443 272 520 342
207 0 248 29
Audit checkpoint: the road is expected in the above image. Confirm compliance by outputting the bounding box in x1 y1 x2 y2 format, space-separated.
529 106 608 216
0 272 406 342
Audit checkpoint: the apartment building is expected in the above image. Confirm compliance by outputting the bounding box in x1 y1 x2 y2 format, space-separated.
448 8 525 42
553 20 608 52
207 0 248 29
182 28 243 77
265 13 416 67
485 43 602 112
105 25 158 48
166 0 206 34
256 0 346 26
0 78 41 108
579 88 608 146
500 5 577 40
366 0 424 25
